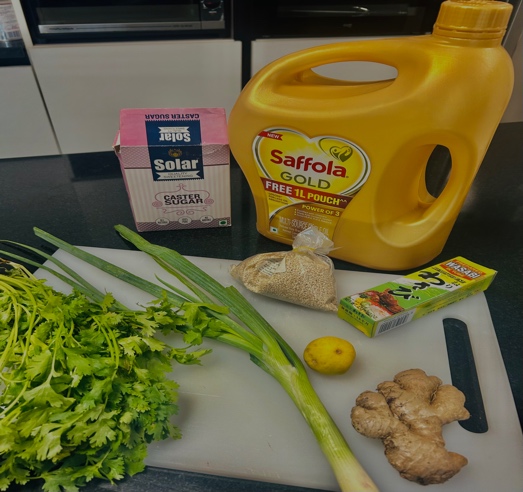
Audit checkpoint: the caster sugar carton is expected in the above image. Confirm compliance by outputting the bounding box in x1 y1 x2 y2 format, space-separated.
338 257 497 337
114 108 231 232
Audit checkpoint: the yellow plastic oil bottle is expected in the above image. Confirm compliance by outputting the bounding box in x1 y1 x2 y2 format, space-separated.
228 0 514 271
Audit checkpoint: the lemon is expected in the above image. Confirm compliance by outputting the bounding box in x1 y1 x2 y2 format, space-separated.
303 336 356 375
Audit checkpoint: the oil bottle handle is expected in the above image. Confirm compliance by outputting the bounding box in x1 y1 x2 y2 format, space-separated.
425 146 477 226
260 40 404 82
373 139 478 248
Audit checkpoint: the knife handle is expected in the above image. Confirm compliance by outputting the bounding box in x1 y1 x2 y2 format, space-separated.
443 317 488 433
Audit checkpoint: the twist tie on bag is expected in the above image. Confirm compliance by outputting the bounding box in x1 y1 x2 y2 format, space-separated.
230 227 339 312
292 225 335 255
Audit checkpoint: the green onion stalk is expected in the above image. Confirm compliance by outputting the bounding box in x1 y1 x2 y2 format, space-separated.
5 226 379 492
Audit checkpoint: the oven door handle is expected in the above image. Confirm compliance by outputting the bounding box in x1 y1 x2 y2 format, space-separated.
279 5 410 18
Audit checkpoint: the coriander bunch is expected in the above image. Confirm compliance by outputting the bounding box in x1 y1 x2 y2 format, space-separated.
0 261 208 492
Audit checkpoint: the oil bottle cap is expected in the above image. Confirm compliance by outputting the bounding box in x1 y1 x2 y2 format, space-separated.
433 0 513 39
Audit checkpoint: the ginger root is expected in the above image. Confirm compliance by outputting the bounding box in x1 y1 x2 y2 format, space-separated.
351 368 470 485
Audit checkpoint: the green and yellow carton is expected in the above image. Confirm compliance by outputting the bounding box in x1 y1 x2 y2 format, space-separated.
338 257 496 337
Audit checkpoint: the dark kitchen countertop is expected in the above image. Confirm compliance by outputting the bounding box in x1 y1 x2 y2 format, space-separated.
0 44 30 67
1 121 522 491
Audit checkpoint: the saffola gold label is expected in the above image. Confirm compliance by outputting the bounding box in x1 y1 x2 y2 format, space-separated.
253 127 371 240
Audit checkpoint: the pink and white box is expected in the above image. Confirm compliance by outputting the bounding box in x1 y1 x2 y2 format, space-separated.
114 108 231 232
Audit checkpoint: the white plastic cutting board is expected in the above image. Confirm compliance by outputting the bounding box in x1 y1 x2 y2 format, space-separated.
35 248 523 492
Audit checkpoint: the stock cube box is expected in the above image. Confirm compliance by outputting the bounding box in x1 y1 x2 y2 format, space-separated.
114 108 231 232
338 257 497 337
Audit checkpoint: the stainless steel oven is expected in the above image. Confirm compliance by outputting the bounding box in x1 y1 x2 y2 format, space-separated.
20 0 230 44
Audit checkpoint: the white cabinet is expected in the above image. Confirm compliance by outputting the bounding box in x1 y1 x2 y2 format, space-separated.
29 39 242 154
501 32 523 123
0 65 59 158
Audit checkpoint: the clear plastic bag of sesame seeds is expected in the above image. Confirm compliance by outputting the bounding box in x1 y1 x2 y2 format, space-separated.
229 226 338 312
